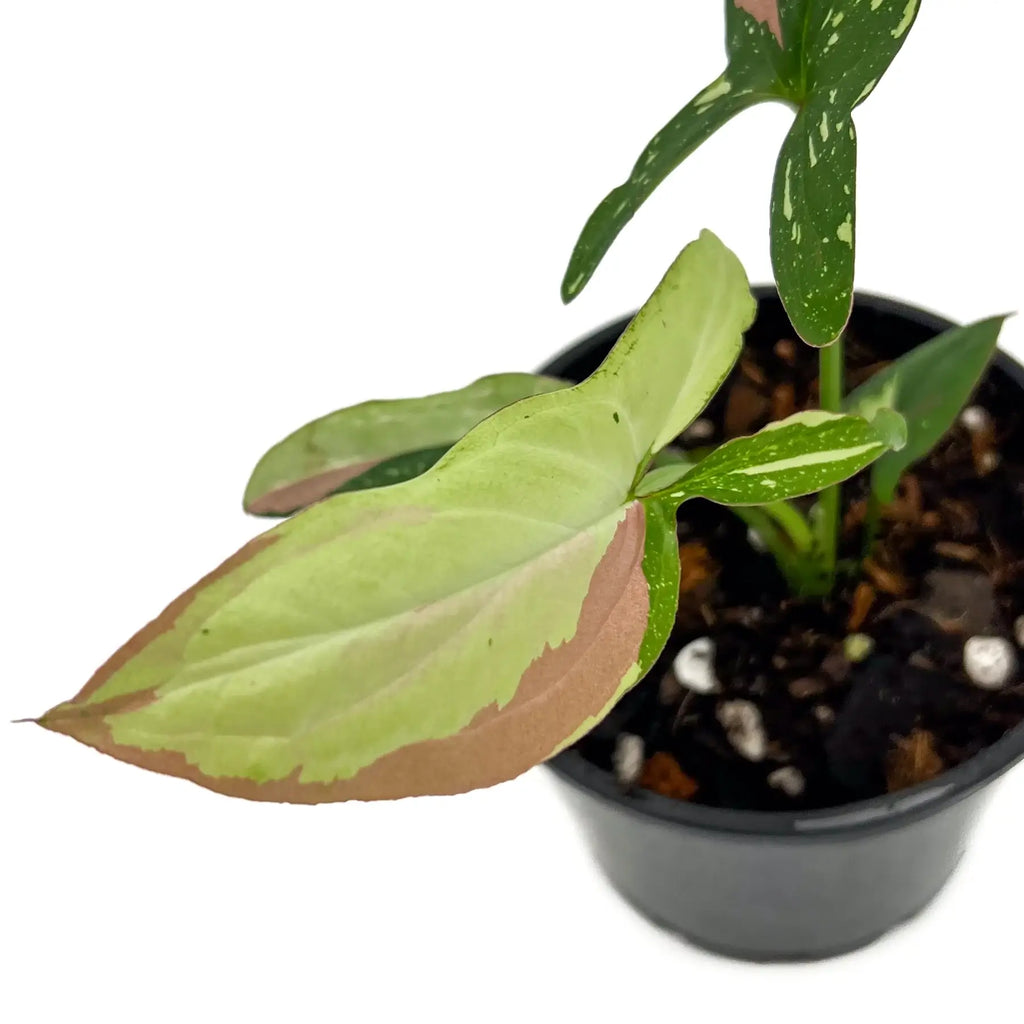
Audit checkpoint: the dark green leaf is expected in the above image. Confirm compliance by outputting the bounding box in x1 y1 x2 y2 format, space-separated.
334 446 451 494
845 316 1009 501
769 94 856 347
560 5 790 303
769 0 922 345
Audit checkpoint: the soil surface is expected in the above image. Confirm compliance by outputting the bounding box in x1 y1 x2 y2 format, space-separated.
573 324 1024 810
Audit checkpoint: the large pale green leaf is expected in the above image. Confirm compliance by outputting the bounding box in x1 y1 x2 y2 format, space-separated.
244 373 566 516
845 316 1009 501
653 409 905 505
562 0 921 348
38 230 754 803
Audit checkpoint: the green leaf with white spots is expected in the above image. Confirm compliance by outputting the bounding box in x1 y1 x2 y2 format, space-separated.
656 409 904 506
37 230 753 803
768 0 921 345
845 316 1009 502
561 3 790 303
770 95 857 347
562 0 922 348
243 373 566 517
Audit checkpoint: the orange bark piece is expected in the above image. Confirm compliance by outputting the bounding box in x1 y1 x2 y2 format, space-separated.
678 541 718 596
863 557 910 596
640 752 699 801
771 381 796 421
724 381 770 438
846 581 876 632
886 730 944 793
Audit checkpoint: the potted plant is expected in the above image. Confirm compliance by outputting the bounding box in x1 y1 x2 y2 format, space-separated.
27 0 1022 961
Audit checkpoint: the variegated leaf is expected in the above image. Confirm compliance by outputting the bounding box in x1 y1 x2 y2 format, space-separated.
562 0 921 349
658 409 905 505
561 1 788 303
768 0 921 346
38 230 753 803
244 373 566 516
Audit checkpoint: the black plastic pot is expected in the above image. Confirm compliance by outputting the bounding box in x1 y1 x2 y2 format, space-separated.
542 289 1024 962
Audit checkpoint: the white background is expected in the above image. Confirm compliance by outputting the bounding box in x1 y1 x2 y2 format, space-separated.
2 2 1022 1021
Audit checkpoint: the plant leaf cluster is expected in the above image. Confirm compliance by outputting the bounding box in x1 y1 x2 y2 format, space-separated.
38 233 902 801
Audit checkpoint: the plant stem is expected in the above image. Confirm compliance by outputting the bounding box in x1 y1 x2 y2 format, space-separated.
762 500 814 554
861 489 882 560
816 333 845 587
734 505 820 595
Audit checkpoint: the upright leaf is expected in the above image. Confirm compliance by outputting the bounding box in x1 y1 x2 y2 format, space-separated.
768 0 922 345
244 373 566 516
845 316 1009 501
769 94 856 348
38 231 754 803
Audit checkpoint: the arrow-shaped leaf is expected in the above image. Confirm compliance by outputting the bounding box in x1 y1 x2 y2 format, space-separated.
562 0 922 348
244 373 567 516
845 316 1009 502
38 230 754 803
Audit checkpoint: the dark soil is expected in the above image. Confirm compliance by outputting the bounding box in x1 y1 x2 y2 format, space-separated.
573 318 1024 811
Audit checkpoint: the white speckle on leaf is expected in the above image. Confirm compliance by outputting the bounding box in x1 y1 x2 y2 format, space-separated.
673 637 721 694
783 159 794 220
768 766 806 797
837 213 853 246
613 733 645 785
717 700 768 762
871 0 883 9
566 273 584 295
613 200 628 216
892 0 919 38
829 88 838 103
832 11 845 26
963 636 1017 690
695 76 732 113
819 112 829 142
808 135 818 167
827 32 840 46
843 183 851 195
644 151 658 166
856 78 878 105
